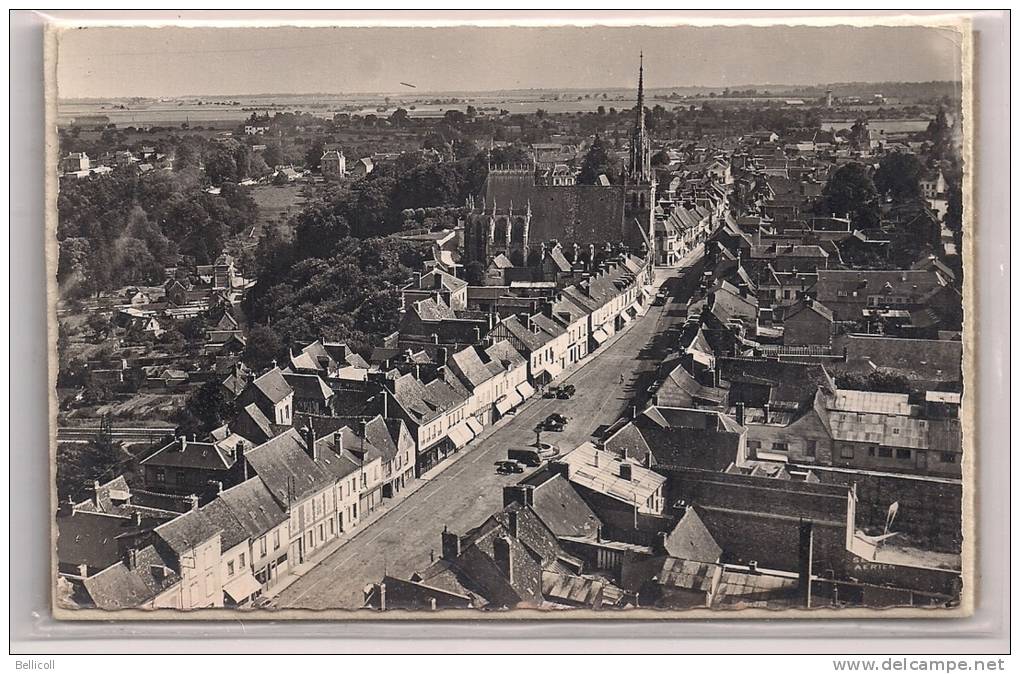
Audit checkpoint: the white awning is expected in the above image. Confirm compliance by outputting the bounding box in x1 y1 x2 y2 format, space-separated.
448 421 473 449
619 311 633 325
466 417 484 437
223 572 261 603
516 381 536 400
591 328 610 345
642 286 655 298
496 390 524 415
495 396 515 416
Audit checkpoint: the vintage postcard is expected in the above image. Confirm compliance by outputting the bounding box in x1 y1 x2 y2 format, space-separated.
48 15 971 618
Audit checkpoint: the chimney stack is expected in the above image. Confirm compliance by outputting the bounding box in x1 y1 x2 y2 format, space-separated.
441 527 461 560
302 424 319 461
763 403 771 424
748 560 759 574
619 463 633 481
493 535 513 584
798 519 814 608
188 494 200 511
507 510 519 538
78 563 88 578
379 582 387 611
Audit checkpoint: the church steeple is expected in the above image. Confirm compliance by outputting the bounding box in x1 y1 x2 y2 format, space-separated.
628 52 651 185
636 51 645 134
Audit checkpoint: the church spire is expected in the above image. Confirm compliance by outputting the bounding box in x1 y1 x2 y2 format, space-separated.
636 51 645 132
628 52 651 185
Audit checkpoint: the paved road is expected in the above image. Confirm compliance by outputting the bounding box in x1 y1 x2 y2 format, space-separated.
275 264 701 609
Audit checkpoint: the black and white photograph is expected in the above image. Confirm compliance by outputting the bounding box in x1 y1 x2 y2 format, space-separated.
48 15 972 617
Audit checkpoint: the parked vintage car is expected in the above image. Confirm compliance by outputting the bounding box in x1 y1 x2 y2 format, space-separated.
495 459 525 474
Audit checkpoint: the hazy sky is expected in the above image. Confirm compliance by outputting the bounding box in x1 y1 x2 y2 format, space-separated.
56 24 964 98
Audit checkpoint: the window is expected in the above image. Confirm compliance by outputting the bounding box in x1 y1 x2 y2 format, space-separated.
319 524 325 541
307 531 313 548
155 468 165 483
227 560 235 576
772 442 789 452
353 503 358 519
205 572 215 596
330 519 335 535
896 449 912 460
175 470 186 485
747 440 761 450
868 447 876 457
940 453 957 464
878 447 893 458
892 427 900 435
840 446 854 459
805 440 817 457
273 530 281 551
239 552 245 567
260 537 267 556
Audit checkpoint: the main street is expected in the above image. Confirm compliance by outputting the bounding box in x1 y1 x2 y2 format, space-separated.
274 259 704 609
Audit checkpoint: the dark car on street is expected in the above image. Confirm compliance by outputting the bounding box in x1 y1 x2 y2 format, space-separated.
556 384 576 399
495 459 525 474
538 414 566 432
543 386 559 398
507 447 543 467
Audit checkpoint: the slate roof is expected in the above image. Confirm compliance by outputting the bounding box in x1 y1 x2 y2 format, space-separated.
154 509 222 555
481 172 629 247
484 339 527 370
833 334 962 383
526 473 601 538
249 367 293 405
499 315 552 352
414 269 468 293
411 297 458 321
282 371 334 402
558 443 665 512
215 477 288 542
663 508 722 563
140 438 236 471
786 298 834 323
719 357 835 409
57 511 137 570
233 402 276 444
245 428 334 505
199 497 250 552
81 546 180 610
449 346 496 389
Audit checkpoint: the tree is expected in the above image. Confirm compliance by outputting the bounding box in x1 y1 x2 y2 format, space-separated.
86 313 111 341
183 380 238 433
577 136 614 185
873 152 924 202
651 149 670 167
389 108 410 127
243 325 284 370
820 162 879 227
464 260 485 285
55 439 125 502
835 371 911 395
